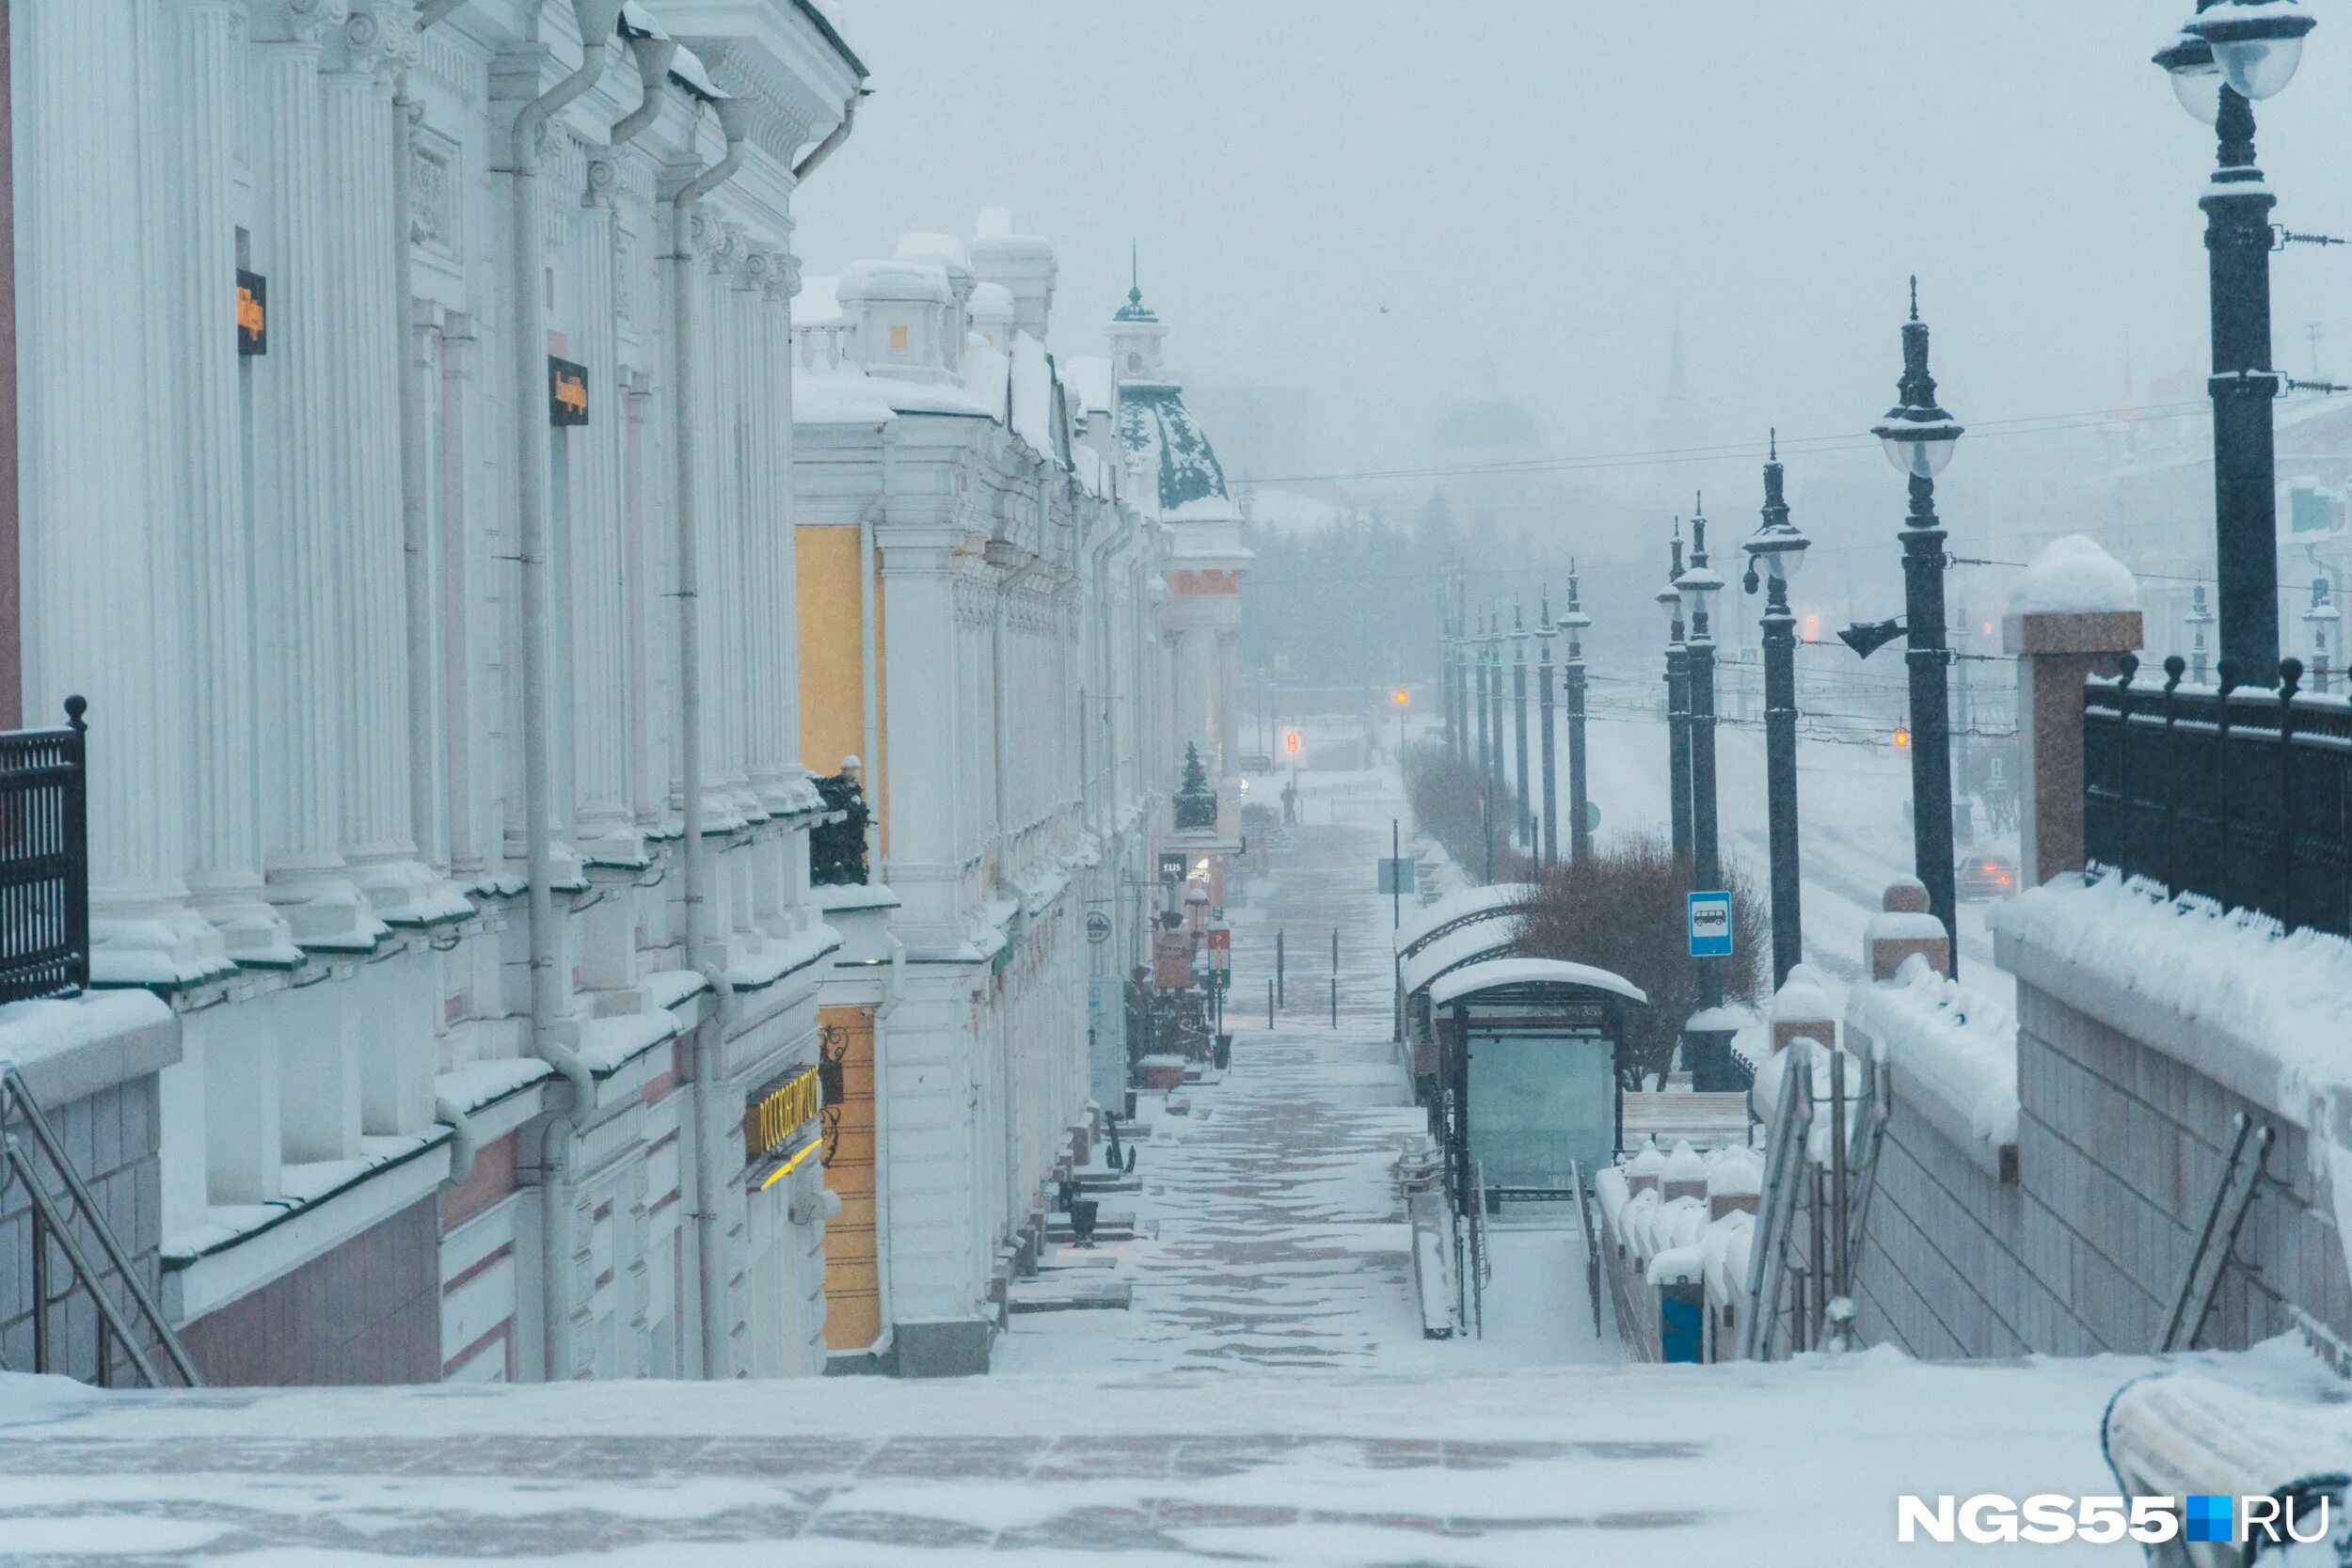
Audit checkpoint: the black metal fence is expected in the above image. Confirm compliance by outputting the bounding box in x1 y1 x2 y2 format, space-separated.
0 697 89 1004
2083 656 2351 937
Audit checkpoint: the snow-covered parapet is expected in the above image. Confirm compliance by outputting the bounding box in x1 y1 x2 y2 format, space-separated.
1994 871 2352 1145
1848 953 2019 1180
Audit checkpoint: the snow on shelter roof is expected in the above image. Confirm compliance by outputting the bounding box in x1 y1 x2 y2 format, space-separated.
1393 882 1538 958
1401 923 1519 998
1430 958 1648 1010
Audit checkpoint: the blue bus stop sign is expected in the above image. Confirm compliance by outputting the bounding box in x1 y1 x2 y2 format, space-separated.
1688 891 1733 958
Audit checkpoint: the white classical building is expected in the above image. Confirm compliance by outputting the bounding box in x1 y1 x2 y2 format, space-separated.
791 212 1168 1374
9 0 860 1384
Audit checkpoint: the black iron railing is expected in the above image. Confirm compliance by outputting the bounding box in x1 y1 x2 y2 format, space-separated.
2084 656 2352 937
0 698 89 1005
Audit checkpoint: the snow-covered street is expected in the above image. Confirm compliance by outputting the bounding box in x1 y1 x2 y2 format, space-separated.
0 784 2301 1564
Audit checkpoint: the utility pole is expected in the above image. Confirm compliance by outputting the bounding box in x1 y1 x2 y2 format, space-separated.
1511 600 1532 852
1537 587 1558 871
1563 563 1592 865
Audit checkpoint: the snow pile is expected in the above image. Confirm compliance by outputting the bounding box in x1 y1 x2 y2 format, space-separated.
2007 533 2139 616
1851 952 2020 1154
1994 870 2352 1134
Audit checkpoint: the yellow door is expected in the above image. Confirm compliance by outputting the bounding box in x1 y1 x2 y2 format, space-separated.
819 1006 881 1352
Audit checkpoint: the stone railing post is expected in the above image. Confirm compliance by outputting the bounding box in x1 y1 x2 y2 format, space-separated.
2006 603 2143 889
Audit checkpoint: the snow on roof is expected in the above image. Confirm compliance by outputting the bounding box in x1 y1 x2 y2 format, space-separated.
1429 957 1648 1009
1061 356 1113 417
2009 533 2140 616
969 280 1015 325
792 274 842 328
838 258 949 304
1769 966 1836 1024
792 371 898 426
1400 922 1518 997
1010 332 1057 461
1393 882 1538 957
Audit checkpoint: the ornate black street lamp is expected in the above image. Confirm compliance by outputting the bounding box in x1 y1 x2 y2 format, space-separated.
1562 564 1593 865
1680 499 1726 1009
1450 568 1470 762
1511 600 1533 851
1537 587 1558 870
1743 433 1812 989
2155 0 2317 683
1873 279 1965 974
1658 531 1692 862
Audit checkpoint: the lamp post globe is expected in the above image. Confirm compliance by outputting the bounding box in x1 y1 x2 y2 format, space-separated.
2185 0 2314 102
2154 27 2225 124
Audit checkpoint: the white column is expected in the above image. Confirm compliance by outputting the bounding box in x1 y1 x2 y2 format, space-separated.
573 157 640 865
624 371 671 838
691 219 734 829
248 9 377 949
320 8 462 927
148 0 294 968
742 249 787 811
718 237 756 821
14 0 228 987
880 546 968 947
767 251 805 791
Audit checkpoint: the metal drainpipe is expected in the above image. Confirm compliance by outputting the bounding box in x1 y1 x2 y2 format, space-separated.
509 0 620 1385
859 431 893 876
790 96 857 183
671 92 750 1379
608 32 674 147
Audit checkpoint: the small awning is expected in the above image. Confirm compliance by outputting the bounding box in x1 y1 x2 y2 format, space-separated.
1401 923 1518 997
1431 957 1648 1010
1392 882 1536 958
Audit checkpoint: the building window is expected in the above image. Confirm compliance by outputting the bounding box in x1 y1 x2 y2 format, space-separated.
1125 351 1140 372
888 324 909 353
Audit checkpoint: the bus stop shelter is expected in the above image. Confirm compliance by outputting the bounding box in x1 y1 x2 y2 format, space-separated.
1399 923 1518 1091
1431 958 1647 1207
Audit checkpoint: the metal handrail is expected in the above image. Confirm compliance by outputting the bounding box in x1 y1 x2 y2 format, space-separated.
1 1065 201 1386
1739 1049 1814 1362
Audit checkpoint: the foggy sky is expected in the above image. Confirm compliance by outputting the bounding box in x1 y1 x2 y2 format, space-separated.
795 1 2350 510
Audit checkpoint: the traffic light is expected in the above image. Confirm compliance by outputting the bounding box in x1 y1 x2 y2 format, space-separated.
1391 688 1409 708
1894 723 1912 752
1284 730 1300 755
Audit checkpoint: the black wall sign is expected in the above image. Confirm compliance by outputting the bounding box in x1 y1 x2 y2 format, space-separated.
548 356 589 426
236 270 267 356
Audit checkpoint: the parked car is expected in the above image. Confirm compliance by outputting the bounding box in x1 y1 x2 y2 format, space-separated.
1958 852 2017 900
